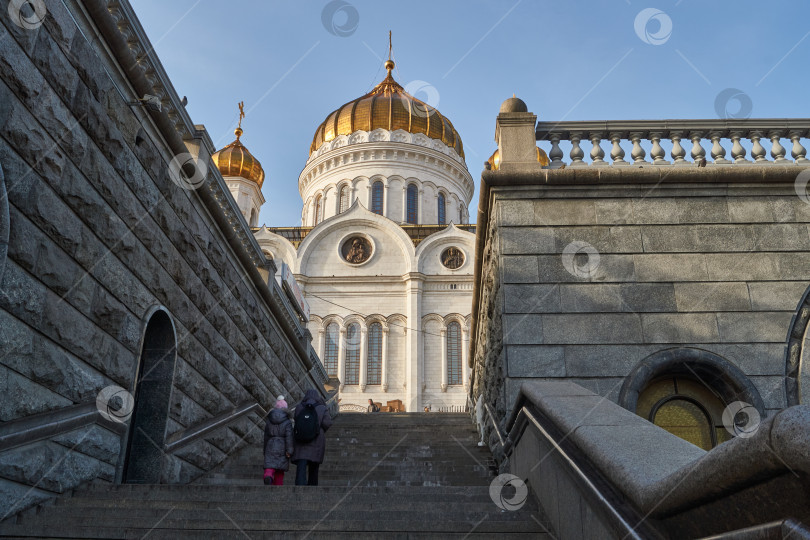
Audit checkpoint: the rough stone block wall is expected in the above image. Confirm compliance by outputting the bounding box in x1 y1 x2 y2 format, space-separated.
0 0 315 516
479 184 810 419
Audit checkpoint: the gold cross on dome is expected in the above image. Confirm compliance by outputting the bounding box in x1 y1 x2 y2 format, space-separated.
237 101 245 130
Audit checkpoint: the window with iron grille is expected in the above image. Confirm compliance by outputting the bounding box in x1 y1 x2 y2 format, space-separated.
324 323 339 377
371 181 384 215
367 323 382 384
344 324 360 385
407 184 418 224
339 185 349 213
447 322 462 385
438 193 446 225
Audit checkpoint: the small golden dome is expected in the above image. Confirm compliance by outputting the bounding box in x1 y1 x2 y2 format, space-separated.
212 127 265 188
309 59 465 158
487 147 549 170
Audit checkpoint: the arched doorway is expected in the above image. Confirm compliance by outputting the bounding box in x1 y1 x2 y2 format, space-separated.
122 309 177 484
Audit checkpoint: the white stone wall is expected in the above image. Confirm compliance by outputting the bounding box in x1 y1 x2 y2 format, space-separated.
298 129 474 226
255 204 475 411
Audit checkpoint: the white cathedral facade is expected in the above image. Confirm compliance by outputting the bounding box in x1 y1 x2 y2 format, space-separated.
212 58 475 412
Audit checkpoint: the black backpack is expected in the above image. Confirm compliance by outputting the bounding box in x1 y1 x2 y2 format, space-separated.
294 402 320 443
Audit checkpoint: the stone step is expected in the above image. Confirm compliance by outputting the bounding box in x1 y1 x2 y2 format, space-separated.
18 506 543 524
0 415 553 539
0 524 548 540
68 484 502 499
3 517 546 535
53 497 514 512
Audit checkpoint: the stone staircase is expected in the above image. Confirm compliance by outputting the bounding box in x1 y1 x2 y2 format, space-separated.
0 413 552 538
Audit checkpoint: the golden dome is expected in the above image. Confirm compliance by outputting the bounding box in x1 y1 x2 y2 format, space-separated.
212 127 265 188
487 147 549 170
309 59 465 158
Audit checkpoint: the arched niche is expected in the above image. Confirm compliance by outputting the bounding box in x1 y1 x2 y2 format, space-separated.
122 308 177 484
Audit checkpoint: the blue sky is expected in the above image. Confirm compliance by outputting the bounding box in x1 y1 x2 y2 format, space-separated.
132 1 810 226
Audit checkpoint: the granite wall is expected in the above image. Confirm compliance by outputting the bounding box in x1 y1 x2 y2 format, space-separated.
0 0 321 517
472 172 810 440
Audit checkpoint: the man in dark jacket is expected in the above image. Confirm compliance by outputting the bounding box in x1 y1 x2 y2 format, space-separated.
291 388 333 486
263 397 293 485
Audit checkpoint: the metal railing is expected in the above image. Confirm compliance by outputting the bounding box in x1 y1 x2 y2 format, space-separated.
164 401 266 453
0 401 126 452
506 404 653 540
536 119 810 168
482 401 506 448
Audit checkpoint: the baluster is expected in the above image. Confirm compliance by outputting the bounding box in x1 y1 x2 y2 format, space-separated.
670 132 688 166
650 132 669 165
629 132 648 164
790 130 810 164
750 131 767 163
548 132 565 169
609 133 628 166
730 131 750 163
569 132 586 167
589 133 607 166
769 130 789 163
710 131 731 164
690 132 707 164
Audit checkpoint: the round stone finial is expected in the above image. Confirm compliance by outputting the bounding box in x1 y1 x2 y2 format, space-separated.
500 95 528 113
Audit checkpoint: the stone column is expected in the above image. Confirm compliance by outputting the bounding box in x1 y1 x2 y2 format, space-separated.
462 325 469 390
440 328 448 392
405 275 423 410
381 327 389 392
337 327 346 391
383 184 389 217
318 328 326 367
495 105 538 171
417 188 424 224
401 186 407 223
359 326 367 391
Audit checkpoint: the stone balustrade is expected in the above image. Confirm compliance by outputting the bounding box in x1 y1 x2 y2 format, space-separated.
536 119 810 168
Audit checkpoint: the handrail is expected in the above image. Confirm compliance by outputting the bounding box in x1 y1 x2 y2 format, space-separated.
514 405 648 540
0 401 126 452
482 402 506 448
507 402 659 540
164 401 267 453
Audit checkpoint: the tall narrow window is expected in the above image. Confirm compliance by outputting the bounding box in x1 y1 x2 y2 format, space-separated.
447 322 462 385
407 184 418 224
438 193 446 225
324 323 339 377
314 195 323 225
459 206 464 224
339 185 349 213
344 324 360 385
367 323 382 385
371 181 384 215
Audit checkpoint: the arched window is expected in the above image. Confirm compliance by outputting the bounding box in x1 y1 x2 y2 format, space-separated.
636 375 729 450
447 322 462 385
367 323 382 385
249 208 258 227
459 206 464 224
314 195 323 225
406 184 418 224
344 323 360 385
438 193 446 225
371 181 384 215
324 323 339 377
339 185 349 214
